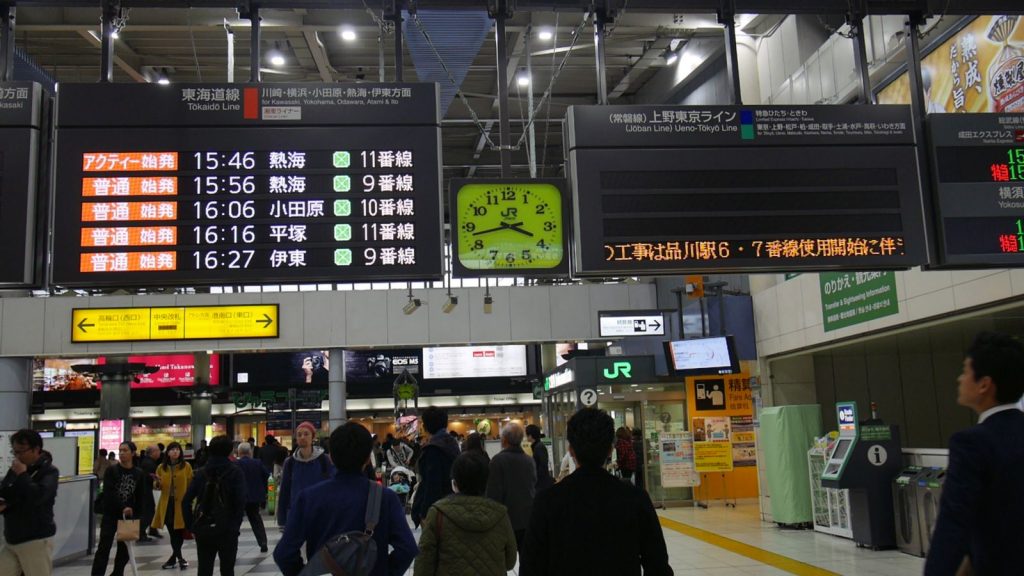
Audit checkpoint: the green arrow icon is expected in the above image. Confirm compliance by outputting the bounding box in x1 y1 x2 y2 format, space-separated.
332 151 351 168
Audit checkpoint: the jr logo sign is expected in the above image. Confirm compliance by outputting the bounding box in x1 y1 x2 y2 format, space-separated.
603 361 633 380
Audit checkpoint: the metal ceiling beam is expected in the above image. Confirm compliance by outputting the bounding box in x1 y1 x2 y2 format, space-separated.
77 28 148 82
607 36 670 99
301 29 333 81
467 27 525 177
1 1 1021 16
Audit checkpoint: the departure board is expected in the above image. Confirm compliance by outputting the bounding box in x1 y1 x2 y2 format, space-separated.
52 83 443 287
0 82 45 286
565 105 927 276
927 113 1024 267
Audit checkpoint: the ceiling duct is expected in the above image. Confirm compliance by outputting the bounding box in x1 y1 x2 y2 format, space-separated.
404 9 491 115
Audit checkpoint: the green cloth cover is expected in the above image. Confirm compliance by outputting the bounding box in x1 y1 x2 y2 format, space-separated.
760 405 822 525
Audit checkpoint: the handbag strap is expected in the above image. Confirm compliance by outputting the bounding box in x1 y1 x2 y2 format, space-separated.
364 481 383 534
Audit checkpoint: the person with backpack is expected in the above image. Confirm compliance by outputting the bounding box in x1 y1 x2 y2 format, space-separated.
413 451 517 576
274 422 417 576
92 442 146 576
276 422 333 528
151 442 192 570
182 436 246 576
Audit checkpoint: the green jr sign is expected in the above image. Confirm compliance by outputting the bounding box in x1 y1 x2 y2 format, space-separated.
602 361 633 380
820 271 899 332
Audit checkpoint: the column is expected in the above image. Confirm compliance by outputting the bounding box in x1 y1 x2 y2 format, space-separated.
0 358 32 431
191 351 213 448
99 356 131 441
328 349 347 430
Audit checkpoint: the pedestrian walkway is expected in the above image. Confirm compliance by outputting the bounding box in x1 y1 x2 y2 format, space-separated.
53 503 924 576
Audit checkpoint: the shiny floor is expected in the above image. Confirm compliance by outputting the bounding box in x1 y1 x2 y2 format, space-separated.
51 503 925 576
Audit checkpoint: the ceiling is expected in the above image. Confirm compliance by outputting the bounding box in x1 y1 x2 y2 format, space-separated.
11 6 737 180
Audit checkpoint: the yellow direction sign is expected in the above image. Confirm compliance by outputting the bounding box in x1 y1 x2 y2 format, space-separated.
72 305 279 343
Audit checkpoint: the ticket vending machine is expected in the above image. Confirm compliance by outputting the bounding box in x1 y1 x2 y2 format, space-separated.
821 401 903 549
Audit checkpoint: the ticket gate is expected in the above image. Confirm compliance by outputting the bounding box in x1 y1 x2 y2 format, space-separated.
892 466 927 557
916 467 946 556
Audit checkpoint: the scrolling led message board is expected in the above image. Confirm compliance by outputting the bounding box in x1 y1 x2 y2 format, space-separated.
565 105 927 275
0 82 45 286
52 83 443 287
927 113 1024 267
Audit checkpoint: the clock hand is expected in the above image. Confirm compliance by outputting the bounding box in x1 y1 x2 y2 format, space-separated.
506 223 534 237
472 223 510 236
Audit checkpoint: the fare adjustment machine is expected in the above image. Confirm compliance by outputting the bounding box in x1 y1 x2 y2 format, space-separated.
821 401 902 549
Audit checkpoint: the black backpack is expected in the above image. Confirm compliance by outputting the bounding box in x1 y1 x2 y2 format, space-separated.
191 467 231 539
299 481 382 576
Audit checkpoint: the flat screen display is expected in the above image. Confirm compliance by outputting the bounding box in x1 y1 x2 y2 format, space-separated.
422 345 528 379
831 438 853 461
32 354 221 391
51 83 443 287
665 336 739 376
0 82 44 286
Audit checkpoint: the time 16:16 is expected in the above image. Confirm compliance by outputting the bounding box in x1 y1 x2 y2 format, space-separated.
193 225 256 244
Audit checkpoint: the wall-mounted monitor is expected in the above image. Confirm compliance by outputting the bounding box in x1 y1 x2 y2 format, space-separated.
422 345 528 379
664 336 739 376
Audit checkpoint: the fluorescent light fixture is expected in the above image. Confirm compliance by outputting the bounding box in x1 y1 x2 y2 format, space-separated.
442 295 458 314
517 72 531 87
341 29 357 41
538 29 553 41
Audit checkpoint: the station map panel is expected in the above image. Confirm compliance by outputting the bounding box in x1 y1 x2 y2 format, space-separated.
52 83 443 287
0 82 44 286
565 105 927 276
927 113 1024 267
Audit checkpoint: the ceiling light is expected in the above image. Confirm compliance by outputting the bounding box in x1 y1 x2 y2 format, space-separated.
269 52 286 67
538 29 553 41
156 69 171 85
517 72 531 87
340 29 357 42
111 30 120 40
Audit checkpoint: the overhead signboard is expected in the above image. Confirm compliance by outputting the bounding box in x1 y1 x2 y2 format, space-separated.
422 345 528 379
926 113 1024 267
51 83 443 287
71 304 278 342
598 310 665 337
0 82 45 286
565 105 926 276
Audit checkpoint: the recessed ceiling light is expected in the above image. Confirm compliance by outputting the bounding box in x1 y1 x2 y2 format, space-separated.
517 73 530 87
538 30 553 41
269 53 286 67
341 29 357 42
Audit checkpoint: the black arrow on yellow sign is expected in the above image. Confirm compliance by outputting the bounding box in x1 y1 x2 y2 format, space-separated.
258 314 273 329
77 318 95 333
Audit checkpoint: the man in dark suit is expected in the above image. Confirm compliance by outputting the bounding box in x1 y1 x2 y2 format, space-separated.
520 408 672 576
925 332 1024 576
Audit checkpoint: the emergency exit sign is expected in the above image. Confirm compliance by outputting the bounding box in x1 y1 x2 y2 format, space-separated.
71 304 279 342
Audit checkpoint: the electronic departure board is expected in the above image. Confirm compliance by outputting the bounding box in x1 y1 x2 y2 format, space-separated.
927 113 1024 267
52 83 443 287
565 105 927 276
0 82 46 286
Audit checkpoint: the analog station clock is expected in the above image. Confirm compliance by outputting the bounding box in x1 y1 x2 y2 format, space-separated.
451 179 569 276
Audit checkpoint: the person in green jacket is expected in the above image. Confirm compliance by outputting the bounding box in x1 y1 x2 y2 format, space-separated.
414 451 517 576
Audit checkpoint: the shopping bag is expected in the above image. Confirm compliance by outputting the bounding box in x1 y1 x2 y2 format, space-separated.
116 518 140 542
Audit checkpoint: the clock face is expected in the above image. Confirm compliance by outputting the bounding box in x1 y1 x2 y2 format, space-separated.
456 182 564 270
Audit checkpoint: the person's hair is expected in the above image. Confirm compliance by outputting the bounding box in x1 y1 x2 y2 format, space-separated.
328 422 373 474
421 407 448 435
185 443 193 449
449 430 459 437
525 424 543 441
567 408 615 468
121 441 137 454
264 435 276 445
157 443 165 452
451 452 489 496
162 442 183 469
464 432 486 452
99 448 108 457
616 427 632 441
967 332 1024 404
107 452 116 460
501 422 525 447
238 442 253 455
10 429 42 450
208 435 233 458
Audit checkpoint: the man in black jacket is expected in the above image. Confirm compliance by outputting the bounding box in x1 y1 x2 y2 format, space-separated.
520 408 672 576
0 429 59 576
183 435 247 576
138 445 161 541
410 407 460 527
925 332 1024 575
487 422 536 549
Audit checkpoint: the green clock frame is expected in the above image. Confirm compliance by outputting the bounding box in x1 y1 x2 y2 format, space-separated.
450 178 571 278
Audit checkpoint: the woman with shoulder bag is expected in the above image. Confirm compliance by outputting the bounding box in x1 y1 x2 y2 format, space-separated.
92 442 146 576
152 442 193 570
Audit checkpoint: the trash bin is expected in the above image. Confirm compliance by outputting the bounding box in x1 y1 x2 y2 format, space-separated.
916 467 946 556
892 466 925 557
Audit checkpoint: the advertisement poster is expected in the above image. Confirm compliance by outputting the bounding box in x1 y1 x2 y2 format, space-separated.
659 432 699 488
422 345 528 379
32 355 220 391
68 431 95 475
692 416 731 442
694 441 734 472
98 419 124 454
730 416 757 467
878 15 1024 113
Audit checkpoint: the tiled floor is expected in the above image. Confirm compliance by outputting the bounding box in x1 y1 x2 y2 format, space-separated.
52 503 925 576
